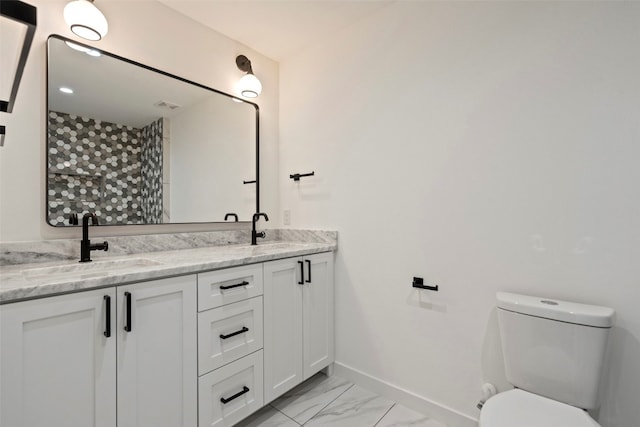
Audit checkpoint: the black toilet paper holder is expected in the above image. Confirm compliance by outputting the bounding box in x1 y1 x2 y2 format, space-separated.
412 277 438 292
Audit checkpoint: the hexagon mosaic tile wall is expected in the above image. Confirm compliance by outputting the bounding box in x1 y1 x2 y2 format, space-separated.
47 111 163 226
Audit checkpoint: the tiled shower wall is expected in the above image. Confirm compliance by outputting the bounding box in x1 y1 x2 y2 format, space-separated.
47 111 163 226
162 118 171 223
140 118 164 224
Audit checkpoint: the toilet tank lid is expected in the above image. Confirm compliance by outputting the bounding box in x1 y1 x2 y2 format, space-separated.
496 292 615 328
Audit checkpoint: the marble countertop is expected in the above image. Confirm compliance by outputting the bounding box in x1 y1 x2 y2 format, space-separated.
0 241 335 304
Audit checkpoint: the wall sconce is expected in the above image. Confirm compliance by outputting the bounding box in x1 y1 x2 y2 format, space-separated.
236 55 262 98
63 0 108 41
0 0 37 147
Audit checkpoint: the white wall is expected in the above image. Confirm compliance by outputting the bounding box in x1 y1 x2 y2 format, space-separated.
279 2 640 426
170 96 256 222
0 0 279 242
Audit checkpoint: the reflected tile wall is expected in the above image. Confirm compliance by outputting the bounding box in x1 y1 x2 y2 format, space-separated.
47 111 165 226
162 117 171 223
140 117 164 223
47 111 143 225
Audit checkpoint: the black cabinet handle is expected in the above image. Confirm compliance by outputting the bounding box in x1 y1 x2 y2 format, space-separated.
305 260 311 283
219 326 249 340
298 260 304 285
124 291 132 332
220 280 249 290
220 386 250 404
103 295 111 338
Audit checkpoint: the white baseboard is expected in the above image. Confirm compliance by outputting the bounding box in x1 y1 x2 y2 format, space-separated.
332 362 479 427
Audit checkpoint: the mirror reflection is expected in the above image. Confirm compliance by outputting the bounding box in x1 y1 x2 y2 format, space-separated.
46 35 258 227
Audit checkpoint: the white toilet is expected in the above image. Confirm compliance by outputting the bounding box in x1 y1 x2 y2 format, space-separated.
480 292 615 427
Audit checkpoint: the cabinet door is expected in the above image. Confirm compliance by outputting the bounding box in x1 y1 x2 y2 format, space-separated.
117 275 197 427
263 257 303 403
1 289 116 427
302 252 335 380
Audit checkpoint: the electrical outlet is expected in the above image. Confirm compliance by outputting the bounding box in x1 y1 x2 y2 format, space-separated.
283 210 291 225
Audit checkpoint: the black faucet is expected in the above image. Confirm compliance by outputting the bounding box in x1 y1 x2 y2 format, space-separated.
251 212 269 245
80 213 109 263
69 213 79 225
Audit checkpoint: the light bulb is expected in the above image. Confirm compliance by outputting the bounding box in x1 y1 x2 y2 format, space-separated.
238 74 262 98
64 0 108 41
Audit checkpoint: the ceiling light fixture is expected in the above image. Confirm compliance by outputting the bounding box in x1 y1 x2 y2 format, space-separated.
63 0 108 41
235 55 262 98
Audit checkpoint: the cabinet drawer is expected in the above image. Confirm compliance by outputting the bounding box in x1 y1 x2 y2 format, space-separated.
198 350 263 427
198 264 263 311
198 296 263 375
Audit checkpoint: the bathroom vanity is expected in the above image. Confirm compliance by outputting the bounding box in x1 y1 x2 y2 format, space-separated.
0 235 335 427
0 32 336 427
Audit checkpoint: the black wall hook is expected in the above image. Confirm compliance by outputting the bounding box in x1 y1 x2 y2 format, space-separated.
290 171 315 181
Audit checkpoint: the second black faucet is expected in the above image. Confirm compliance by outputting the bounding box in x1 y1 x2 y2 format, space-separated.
251 212 269 245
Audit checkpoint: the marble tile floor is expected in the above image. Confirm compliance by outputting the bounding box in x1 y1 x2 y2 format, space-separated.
236 373 446 427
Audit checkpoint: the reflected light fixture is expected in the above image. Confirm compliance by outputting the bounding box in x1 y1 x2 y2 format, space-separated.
236 55 262 98
63 0 108 41
65 40 101 56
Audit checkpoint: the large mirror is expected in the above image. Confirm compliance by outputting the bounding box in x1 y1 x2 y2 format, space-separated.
46 35 258 227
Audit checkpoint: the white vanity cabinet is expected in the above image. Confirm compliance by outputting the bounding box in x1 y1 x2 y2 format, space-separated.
0 249 335 427
1 288 117 427
0 275 197 427
263 252 334 403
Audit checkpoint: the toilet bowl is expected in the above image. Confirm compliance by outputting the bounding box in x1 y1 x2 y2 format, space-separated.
479 389 601 427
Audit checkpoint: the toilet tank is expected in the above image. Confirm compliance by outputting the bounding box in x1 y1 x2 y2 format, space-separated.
496 292 614 409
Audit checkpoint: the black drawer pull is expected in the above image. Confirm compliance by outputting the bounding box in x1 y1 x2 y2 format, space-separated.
103 295 111 338
305 259 311 283
220 386 250 404
220 327 249 340
298 260 304 285
219 280 249 290
124 291 132 332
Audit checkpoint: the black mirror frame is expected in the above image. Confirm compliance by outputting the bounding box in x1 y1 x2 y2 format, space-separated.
45 34 260 227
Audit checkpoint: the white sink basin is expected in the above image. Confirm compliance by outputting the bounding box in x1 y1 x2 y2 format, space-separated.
21 258 161 281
